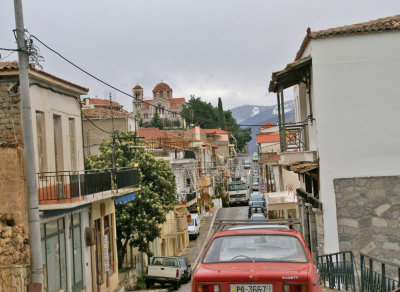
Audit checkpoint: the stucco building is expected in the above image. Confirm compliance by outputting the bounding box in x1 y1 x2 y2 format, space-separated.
269 15 400 262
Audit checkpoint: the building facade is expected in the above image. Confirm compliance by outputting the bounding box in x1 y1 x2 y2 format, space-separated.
269 15 400 262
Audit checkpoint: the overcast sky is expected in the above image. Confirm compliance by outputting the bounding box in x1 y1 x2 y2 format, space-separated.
2 1 399 110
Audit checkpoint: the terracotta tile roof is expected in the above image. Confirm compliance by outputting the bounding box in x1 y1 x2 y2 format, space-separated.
170 98 185 103
82 107 133 118
178 128 231 136
139 128 179 139
133 84 143 89
260 123 275 129
0 61 89 92
153 82 171 91
203 143 218 149
296 14 400 60
85 98 121 108
256 134 280 144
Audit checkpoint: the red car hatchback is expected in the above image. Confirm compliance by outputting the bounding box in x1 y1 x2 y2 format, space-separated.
192 227 320 292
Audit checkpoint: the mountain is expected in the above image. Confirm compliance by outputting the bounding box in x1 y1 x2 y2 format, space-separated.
230 100 295 153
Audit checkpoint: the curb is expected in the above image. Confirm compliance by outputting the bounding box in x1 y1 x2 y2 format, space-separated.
193 206 221 268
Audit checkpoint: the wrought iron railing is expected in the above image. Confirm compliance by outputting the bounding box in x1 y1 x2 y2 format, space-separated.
360 253 400 292
279 121 308 152
37 167 139 204
317 251 356 291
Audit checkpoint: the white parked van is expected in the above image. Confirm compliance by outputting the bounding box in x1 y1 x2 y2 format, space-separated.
188 213 200 239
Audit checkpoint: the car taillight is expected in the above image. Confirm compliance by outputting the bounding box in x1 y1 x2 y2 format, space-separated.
283 284 303 292
176 269 179 278
196 284 220 292
145 267 148 275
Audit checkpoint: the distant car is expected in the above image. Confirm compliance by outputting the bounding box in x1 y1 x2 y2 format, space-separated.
248 205 266 219
243 160 251 169
177 256 192 283
249 192 266 209
192 228 321 292
253 152 259 162
250 213 267 222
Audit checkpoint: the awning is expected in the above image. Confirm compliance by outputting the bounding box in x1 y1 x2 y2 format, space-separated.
269 57 312 93
114 192 136 204
283 161 318 174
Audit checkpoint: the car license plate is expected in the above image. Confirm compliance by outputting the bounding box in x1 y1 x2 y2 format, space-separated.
230 284 273 292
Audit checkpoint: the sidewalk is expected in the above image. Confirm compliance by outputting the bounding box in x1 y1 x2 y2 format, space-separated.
178 206 219 267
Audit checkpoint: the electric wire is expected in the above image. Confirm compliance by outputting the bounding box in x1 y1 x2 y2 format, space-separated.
28 33 270 129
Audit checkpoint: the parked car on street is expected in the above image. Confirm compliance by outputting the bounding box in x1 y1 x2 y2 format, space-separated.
249 192 266 209
192 227 321 292
188 213 200 239
250 213 267 222
146 256 185 290
243 160 251 169
178 256 192 283
248 205 266 218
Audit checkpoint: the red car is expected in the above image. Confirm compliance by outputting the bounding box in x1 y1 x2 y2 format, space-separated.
192 227 320 292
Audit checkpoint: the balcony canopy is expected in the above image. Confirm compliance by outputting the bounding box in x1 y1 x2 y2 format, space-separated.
268 57 312 93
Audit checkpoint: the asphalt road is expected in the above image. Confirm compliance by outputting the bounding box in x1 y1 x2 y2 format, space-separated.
178 205 249 292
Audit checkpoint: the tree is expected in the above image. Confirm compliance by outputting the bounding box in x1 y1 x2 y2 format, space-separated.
149 112 163 129
180 96 252 151
85 131 177 266
217 97 226 130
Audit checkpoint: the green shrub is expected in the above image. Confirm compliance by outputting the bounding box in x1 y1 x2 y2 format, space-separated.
136 275 146 289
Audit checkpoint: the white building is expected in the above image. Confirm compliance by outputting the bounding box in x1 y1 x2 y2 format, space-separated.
269 15 400 261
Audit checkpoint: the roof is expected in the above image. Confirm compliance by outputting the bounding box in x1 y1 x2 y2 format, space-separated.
203 143 218 149
296 14 400 60
178 128 231 136
268 57 312 93
133 84 143 90
256 134 280 144
153 82 171 91
0 61 89 92
169 98 185 103
211 228 301 237
139 128 179 139
283 161 319 173
85 98 121 108
260 123 275 129
82 107 133 118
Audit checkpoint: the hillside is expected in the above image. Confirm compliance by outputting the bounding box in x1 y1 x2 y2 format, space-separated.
231 100 295 153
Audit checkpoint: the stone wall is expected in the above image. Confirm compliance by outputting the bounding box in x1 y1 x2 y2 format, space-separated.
0 80 22 146
0 264 30 292
334 176 400 264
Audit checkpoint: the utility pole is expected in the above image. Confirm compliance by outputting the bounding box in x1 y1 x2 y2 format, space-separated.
13 0 43 290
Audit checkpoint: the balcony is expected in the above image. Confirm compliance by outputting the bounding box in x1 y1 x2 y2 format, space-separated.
279 122 317 164
37 167 139 207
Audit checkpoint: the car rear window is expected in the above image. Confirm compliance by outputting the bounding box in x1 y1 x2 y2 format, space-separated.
203 234 308 263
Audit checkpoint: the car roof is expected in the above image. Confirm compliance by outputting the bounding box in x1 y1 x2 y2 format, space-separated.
227 225 290 231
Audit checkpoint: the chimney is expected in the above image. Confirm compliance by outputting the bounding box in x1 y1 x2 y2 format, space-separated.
195 126 200 141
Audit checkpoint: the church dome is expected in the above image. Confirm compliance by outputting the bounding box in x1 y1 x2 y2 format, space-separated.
153 82 171 91
133 84 143 90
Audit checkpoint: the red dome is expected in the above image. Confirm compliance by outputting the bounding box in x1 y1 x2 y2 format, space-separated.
133 84 142 90
153 82 171 91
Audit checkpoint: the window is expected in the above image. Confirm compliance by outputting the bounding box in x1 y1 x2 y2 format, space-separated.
305 174 312 194
68 118 77 170
104 214 115 276
36 111 47 172
144 114 149 119
53 115 64 171
41 219 67 292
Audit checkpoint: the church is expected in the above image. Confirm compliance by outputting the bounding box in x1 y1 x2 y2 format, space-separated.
132 82 186 126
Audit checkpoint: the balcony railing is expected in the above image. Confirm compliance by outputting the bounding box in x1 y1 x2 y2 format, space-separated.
279 122 308 152
37 167 139 204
